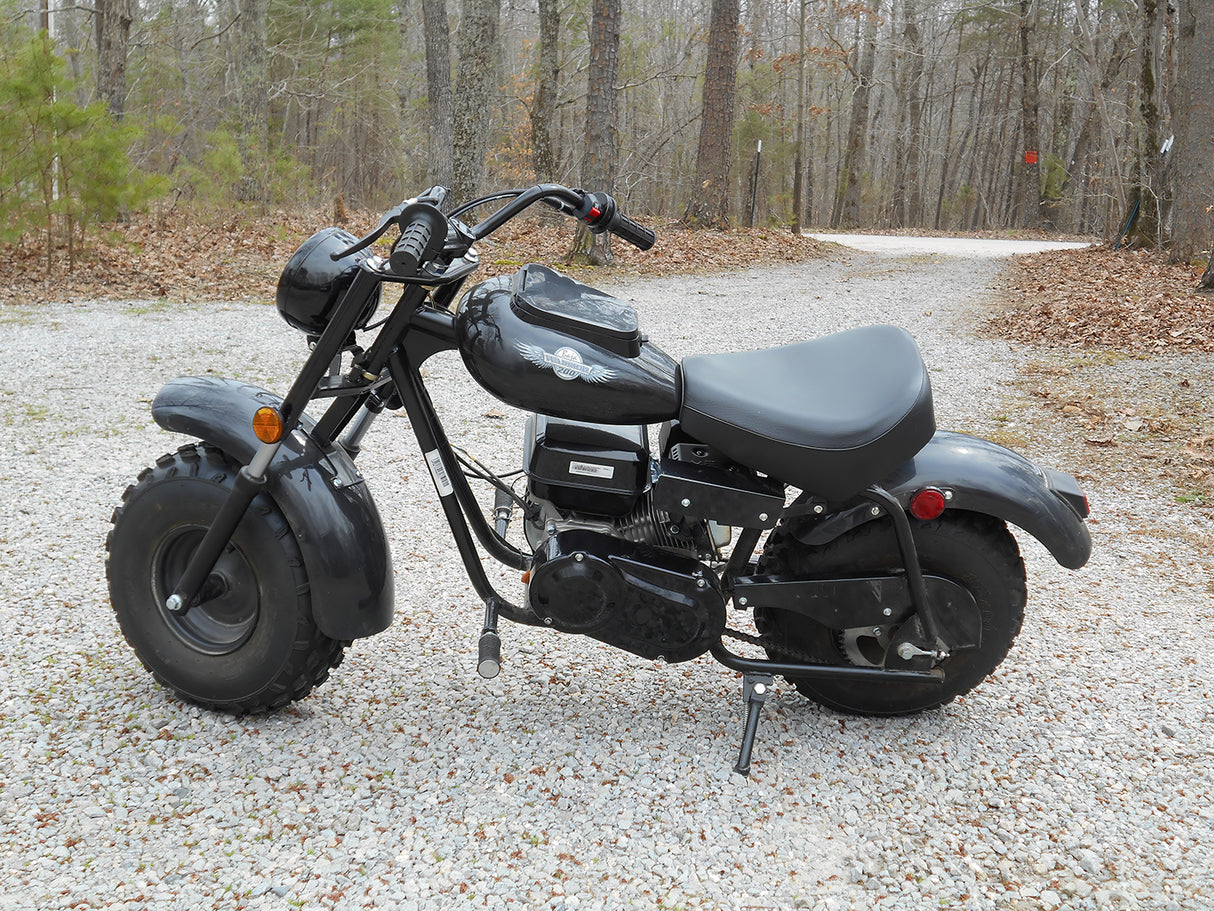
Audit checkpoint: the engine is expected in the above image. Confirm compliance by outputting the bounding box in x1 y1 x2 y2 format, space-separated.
520 415 727 662
520 414 718 555
527 529 726 663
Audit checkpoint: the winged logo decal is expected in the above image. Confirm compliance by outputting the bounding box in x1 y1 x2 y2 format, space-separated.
515 342 617 384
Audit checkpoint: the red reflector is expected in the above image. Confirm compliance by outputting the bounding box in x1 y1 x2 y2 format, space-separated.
909 488 947 521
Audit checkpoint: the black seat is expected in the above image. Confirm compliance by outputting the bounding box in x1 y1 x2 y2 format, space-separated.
679 325 935 498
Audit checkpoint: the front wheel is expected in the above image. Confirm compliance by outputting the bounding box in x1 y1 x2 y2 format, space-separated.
755 511 1026 715
106 443 345 713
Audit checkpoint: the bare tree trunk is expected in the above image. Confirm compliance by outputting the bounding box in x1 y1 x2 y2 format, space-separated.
834 0 878 229
1127 0 1165 247
576 0 620 264
1074 0 1129 221
933 19 966 230
1018 0 1042 228
234 0 268 202
529 0 559 182
683 0 740 227
791 0 807 234
1170 0 1214 275
421 0 455 189
902 0 925 226
1062 30 1131 232
452 0 500 203
889 0 918 229
94 0 133 119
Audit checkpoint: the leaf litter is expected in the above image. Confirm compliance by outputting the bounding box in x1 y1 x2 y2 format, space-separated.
0 210 825 306
986 246 1214 512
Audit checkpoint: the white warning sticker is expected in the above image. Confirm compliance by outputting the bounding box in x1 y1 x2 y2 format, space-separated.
424 449 455 497
569 460 615 480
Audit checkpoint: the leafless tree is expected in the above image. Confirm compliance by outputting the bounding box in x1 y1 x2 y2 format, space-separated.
1170 0 1214 282
684 0 740 227
93 0 133 119
422 0 455 189
576 0 620 264
452 0 500 202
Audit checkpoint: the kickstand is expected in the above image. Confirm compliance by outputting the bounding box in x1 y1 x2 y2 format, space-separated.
733 673 774 777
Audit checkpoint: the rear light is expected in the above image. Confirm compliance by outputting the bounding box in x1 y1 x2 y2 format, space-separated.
909 487 947 521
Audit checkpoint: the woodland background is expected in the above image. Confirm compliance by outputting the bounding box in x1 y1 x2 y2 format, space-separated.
2 0 1213 269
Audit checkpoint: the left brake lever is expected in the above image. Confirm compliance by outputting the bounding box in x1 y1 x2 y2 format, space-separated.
329 203 408 260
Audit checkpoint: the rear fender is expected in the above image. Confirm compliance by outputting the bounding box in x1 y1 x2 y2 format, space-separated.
151 376 393 640
796 431 1091 570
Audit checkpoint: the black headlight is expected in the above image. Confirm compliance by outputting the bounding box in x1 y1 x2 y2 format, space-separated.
275 227 381 335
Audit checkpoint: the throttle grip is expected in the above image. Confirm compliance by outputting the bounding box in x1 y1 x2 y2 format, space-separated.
608 210 656 251
579 191 657 250
390 220 433 274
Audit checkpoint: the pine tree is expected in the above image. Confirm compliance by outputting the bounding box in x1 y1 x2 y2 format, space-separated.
0 29 162 268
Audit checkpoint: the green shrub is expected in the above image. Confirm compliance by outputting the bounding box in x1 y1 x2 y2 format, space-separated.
0 29 165 267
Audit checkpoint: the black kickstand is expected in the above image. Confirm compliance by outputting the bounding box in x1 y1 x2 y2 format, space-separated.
733 673 774 777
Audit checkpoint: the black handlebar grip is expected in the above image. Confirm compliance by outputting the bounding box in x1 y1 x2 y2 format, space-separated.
609 210 656 251
389 219 434 275
580 191 655 251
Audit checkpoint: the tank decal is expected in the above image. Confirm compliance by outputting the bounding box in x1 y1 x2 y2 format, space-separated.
515 342 618 384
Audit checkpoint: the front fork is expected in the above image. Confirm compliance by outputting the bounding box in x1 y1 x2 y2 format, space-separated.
165 283 537 666
164 440 280 614
165 268 388 615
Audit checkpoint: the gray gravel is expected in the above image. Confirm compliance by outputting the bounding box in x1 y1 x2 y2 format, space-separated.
1 247 1212 910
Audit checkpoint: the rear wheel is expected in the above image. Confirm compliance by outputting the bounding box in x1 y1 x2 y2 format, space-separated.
755 511 1026 715
106 443 345 713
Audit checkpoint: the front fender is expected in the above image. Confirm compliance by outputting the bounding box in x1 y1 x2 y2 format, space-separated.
151 376 394 640
797 431 1091 570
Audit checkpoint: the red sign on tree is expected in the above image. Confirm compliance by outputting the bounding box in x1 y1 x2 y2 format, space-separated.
1024 150 1039 165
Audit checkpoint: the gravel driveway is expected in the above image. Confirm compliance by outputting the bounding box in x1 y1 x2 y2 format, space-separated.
1 242 1211 910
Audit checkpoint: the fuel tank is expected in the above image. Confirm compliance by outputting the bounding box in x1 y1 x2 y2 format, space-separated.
454 265 679 424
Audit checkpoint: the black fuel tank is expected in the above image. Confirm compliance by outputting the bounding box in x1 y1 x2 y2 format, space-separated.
454 265 679 424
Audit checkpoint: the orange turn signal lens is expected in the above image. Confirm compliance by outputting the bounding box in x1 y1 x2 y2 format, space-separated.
252 407 284 444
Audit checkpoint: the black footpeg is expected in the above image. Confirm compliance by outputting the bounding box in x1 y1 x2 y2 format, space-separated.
733 673 774 777
477 597 503 679
477 630 501 679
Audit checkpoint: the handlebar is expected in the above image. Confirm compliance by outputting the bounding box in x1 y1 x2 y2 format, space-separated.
331 183 656 277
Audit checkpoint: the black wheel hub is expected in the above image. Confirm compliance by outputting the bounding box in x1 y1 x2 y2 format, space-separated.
154 528 259 656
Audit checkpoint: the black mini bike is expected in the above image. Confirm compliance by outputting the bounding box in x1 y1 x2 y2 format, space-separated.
107 184 1091 774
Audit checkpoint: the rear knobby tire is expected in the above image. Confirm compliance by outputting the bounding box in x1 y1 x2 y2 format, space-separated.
106 443 345 713
755 511 1026 716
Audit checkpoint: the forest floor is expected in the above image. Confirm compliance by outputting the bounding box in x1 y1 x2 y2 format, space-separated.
988 246 1214 513
4 210 1213 508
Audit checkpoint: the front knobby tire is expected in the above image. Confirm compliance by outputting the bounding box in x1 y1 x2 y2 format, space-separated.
755 511 1027 716
106 443 345 713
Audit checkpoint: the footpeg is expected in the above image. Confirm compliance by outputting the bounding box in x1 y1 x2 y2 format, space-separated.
477 597 503 679
477 630 502 679
733 673 774 777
